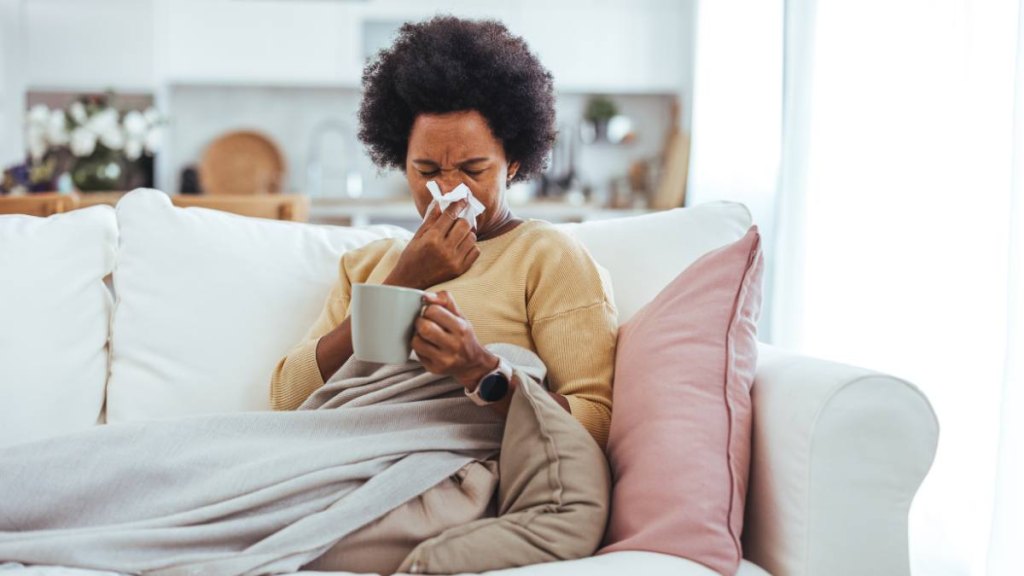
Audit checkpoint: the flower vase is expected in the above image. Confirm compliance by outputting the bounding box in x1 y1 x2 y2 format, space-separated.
72 148 123 192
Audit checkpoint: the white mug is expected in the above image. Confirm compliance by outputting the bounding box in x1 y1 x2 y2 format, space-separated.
350 283 426 364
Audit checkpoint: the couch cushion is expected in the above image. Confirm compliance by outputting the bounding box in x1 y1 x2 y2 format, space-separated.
556 201 752 323
106 189 410 422
599 227 765 575
106 192 750 421
0 206 117 447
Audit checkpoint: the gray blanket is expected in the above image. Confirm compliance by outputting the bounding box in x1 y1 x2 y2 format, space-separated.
0 344 547 576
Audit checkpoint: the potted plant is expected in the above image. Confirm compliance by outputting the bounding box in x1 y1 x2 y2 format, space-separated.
23 92 163 192
583 95 618 142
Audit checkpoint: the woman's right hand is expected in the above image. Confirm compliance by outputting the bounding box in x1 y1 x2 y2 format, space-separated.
384 199 480 290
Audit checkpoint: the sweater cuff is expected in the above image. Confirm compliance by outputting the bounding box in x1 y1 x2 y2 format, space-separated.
565 394 610 450
270 339 325 411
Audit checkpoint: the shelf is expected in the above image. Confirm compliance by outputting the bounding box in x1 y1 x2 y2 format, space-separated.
310 197 653 226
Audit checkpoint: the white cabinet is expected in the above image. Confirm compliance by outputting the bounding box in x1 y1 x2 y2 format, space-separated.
23 0 155 90
510 0 690 93
156 0 360 86
19 0 692 94
156 0 687 93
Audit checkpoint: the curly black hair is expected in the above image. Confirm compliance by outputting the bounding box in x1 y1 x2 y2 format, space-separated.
358 16 557 183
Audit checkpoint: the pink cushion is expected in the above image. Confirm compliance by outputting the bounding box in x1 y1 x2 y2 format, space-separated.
599 226 764 575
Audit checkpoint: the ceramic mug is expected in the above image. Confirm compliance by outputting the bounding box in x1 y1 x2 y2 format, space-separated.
350 283 426 364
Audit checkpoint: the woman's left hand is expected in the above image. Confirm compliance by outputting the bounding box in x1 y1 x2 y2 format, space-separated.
413 291 498 388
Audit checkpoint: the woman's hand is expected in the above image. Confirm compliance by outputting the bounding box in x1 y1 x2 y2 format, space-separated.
413 291 498 388
384 200 480 290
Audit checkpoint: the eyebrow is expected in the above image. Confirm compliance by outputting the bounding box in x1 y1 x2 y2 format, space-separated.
411 157 491 166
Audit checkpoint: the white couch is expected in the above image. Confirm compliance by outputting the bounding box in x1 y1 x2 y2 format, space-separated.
0 189 938 576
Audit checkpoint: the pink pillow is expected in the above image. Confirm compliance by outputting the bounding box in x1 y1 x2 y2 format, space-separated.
599 226 764 575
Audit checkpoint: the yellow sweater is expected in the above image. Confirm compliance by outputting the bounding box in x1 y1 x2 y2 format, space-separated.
270 219 618 447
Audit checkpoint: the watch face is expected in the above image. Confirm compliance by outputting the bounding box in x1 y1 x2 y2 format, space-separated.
479 372 510 402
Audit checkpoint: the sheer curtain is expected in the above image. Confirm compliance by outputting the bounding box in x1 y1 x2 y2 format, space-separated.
689 0 1023 573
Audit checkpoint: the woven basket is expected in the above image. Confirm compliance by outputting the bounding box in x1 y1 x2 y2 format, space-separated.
199 131 286 195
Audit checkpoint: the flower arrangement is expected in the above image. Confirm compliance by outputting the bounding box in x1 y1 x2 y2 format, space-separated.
17 92 163 193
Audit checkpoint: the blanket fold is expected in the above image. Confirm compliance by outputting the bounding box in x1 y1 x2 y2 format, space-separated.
0 344 548 576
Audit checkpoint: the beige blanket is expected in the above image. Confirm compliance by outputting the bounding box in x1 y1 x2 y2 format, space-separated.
0 344 609 575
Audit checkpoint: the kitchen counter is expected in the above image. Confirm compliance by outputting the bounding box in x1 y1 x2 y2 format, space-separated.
311 197 652 226
64 192 655 226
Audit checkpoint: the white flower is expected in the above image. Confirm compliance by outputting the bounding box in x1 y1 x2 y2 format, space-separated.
69 101 87 124
27 104 50 127
46 110 69 146
122 110 147 137
99 126 125 151
143 106 161 126
144 125 162 154
124 138 144 161
26 125 47 161
70 127 98 157
87 107 118 136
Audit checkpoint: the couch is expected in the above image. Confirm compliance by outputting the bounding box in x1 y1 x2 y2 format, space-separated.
0 189 939 576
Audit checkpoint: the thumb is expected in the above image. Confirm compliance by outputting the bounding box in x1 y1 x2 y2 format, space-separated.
414 201 442 238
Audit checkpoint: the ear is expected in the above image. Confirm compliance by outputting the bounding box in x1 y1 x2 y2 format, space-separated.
506 160 521 184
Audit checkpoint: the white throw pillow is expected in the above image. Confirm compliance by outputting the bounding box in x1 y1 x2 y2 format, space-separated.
557 201 753 323
106 189 411 422
0 206 117 446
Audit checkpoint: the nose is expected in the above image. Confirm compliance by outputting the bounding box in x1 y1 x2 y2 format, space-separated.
435 172 466 193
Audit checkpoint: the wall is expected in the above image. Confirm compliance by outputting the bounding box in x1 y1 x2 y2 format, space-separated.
166 84 674 200
0 0 24 168
23 0 154 91
166 84 395 197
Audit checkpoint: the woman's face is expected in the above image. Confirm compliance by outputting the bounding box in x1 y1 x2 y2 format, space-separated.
406 110 520 233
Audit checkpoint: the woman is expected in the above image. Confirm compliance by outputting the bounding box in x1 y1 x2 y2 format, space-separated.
271 15 619 575
271 16 617 449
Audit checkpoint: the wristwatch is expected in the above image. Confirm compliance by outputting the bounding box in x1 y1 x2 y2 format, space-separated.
465 357 513 406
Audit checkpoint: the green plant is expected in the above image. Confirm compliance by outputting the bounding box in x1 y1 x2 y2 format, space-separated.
584 95 618 123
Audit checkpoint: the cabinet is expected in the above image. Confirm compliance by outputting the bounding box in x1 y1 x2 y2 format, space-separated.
156 0 690 93
19 0 693 94
24 0 155 90
511 0 689 93
156 0 360 86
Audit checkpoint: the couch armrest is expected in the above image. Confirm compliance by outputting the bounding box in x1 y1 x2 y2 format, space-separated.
742 343 939 576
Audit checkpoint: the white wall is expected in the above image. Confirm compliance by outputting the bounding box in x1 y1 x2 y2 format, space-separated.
0 0 25 167
165 85 674 199
23 0 154 90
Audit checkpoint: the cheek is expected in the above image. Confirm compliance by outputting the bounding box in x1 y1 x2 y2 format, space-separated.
468 171 505 209
406 172 433 215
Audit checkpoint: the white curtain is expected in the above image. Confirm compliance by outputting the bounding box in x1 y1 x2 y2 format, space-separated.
986 2 1024 571
690 0 1024 573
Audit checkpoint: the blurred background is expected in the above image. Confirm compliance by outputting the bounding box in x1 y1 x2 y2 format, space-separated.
0 0 699 222
1 1 1022 575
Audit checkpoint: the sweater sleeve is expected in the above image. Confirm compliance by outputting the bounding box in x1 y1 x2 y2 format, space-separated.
269 257 354 411
526 231 619 448
270 238 403 410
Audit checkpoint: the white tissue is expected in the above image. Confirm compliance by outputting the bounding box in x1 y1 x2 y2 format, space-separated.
425 181 486 229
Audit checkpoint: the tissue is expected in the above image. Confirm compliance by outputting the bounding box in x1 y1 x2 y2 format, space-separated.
425 181 486 229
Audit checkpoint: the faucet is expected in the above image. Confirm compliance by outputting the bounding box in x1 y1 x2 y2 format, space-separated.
305 119 363 198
